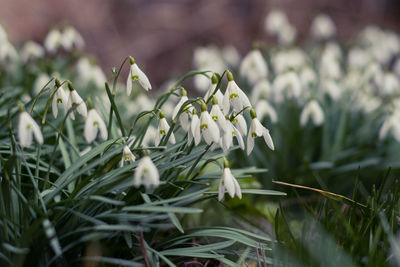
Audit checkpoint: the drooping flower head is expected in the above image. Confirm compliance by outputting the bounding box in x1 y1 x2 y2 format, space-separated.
133 156 160 189
172 88 192 132
84 108 108 143
199 100 220 145
155 111 176 147
300 99 324 126
126 56 152 95
223 71 251 114
18 110 44 148
66 81 87 120
218 157 242 201
120 143 136 167
52 79 68 118
247 109 274 155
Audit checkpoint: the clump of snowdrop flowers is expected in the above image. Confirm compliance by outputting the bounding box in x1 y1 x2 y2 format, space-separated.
84 106 107 144
300 99 325 126
310 14 336 40
126 56 152 95
52 79 68 118
247 109 274 155
18 108 44 148
133 155 160 189
155 111 176 146
223 71 251 114
199 100 220 145
218 158 242 201
66 81 87 120
239 49 268 85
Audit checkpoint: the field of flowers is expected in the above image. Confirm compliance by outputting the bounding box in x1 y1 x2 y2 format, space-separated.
1 9 400 267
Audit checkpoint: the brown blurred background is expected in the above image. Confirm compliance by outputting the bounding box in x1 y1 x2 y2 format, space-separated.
1 0 399 86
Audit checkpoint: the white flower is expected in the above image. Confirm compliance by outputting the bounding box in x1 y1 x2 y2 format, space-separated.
264 9 288 35
310 14 336 40
155 113 176 146
247 109 274 155
44 29 62 53
300 100 324 126
18 111 44 148
232 114 247 137
218 159 242 201
66 83 87 120
223 71 251 114
172 89 192 132
250 79 271 104
278 23 297 45
188 109 201 146
220 118 244 152
61 26 84 51
322 79 342 100
120 145 136 167
133 156 160 189
255 100 278 123
272 71 302 102
52 81 68 118
379 113 400 142
210 97 227 133
33 73 51 95
84 109 107 143
126 57 152 95
382 73 399 96
21 41 44 62
239 50 268 85
299 67 317 89
199 101 220 145
0 41 19 64
222 45 241 67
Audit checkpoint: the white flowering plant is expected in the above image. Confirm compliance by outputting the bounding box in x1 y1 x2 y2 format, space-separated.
0 25 286 266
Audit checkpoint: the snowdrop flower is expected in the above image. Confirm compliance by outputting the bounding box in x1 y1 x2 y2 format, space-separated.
264 9 288 35
21 41 44 62
52 79 68 118
348 48 371 70
250 79 271 104
381 73 399 96
18 111 43 148
322 80 342 100
44 29 62 53
310 14 336 40
232 114 247 137
379 113 400 142
218 158 242 201
210 96 227 133
133 156 160 189
33 73 51 95
220 117 244 152
222 45 241 67
126 56 152 95
84 108 107 143
204 74 224 108
255 100 278 123
278 23 297 46
299 67 317 89
0 41 18 64
272 48 307 74
142 126 157 147
199 100 220 145
300 100 324 126
247 109 274 155
188 108 201 146
120 144 136 167
223 71 251 114
172 88 192 132
155 111 176 146
272 71 302 102
66 82 87 120
239 50 268 85
61 26 84 51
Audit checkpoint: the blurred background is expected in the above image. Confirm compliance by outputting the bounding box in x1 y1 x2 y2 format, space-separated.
1 0 399 86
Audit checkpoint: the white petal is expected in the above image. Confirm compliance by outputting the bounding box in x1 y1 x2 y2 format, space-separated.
233 126 245 150
218 178 225 201
223 168 235 198
52 94 58 118
222 89 231 115
246 133 255 155
31 119 44 144
232 176 242 199
262 129 275 150
126 68 133 95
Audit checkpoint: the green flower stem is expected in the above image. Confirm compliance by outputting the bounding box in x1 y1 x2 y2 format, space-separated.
105 82 126 137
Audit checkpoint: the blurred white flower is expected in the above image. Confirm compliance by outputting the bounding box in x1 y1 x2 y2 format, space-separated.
84 109 107 143
255 100 278 123
61 26 84 51
18 111 43 148
278 23 297 45
222 45 241 67
247 109 274 155
155 112 176 146
272 71 302 102
0 41 19 64
33 73 51 95
21 41 44 62
348 48 371 70
126 57 152 94
272 48 307 74
0 24 7 44
251 79 271 104
299 67 317 89
264 9 288 35
44 29 62 53
239 50 268 85
142 126 157 147
223 71 251 114
382 73 399 96
218 158 242 201
133 156 160 189
76 58 107 88
310 14 336 40
300 100 324 126
379 113 400 142
322 80 342 100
